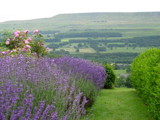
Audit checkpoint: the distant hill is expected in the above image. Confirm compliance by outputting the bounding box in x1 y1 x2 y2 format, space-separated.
1 12 160 31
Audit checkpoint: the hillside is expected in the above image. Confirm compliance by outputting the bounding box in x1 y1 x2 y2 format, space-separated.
1 12 160 31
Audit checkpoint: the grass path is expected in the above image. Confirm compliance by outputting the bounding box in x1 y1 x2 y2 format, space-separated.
83 88 153 120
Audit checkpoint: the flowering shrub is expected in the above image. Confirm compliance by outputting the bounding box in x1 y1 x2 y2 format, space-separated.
0 30 49 57
54 57 107 107
54 57 106 89
0 55 88 120
0 81 59 120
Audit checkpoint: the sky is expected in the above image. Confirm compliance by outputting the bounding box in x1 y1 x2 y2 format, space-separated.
0 0 160 23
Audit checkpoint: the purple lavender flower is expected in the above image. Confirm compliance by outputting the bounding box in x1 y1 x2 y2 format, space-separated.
54 57 107 88
1 55 101 119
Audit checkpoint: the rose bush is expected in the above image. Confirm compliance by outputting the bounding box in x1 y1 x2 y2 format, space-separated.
0 30 49 57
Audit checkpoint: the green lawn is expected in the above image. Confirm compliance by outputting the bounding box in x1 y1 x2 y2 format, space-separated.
82 88 153 120
114 70 126 75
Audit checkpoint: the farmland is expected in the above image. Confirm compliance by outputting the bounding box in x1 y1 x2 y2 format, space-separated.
1 12 160 64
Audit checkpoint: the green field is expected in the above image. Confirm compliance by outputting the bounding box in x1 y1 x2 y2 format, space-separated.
82 88 153 120
114 70 127 75
1 12 160 64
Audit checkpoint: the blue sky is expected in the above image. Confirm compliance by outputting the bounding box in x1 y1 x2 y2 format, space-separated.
0 0 160 22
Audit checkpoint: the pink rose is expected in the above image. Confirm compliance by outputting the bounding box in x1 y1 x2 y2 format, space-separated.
7 38 10 41
25 45 31 49
1 51 6 55
24 40 29 44
17 31 20 34
46 48 50 51
24 30 29 34
14 31 20 35
6 41 10 45
22 48 26 51
27 37 32 41
15 34 19 38
14 31 20 37
33 29 39 34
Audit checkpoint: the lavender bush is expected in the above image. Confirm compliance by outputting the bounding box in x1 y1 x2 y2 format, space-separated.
0 55 106 119
54 57 106 88
0 81 58 120
0 55 88 120
54 57 106 107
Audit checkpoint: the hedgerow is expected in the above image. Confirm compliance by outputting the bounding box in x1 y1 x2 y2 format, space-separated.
131 48 160 120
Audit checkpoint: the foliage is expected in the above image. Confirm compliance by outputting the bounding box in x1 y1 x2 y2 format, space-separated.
75 78 99 107
0 30 49 58
115 76 132 88
125 75 132 88
47 53 62 58
70 52 139 64
115 76 126 87
103 64 116 89
131 48 160 120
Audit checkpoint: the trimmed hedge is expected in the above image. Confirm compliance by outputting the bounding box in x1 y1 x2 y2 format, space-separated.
131 48 160 120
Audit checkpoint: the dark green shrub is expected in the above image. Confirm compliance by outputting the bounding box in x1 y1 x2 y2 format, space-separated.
115 75 132 88
131 48 160 120
125 75 132 88
104 64 116 89
115 76 126 87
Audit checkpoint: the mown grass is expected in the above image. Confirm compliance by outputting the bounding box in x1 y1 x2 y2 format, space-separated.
82 88 153 120
114 70 126 75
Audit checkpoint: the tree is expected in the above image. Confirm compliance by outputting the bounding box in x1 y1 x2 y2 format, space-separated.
76 48 79 53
